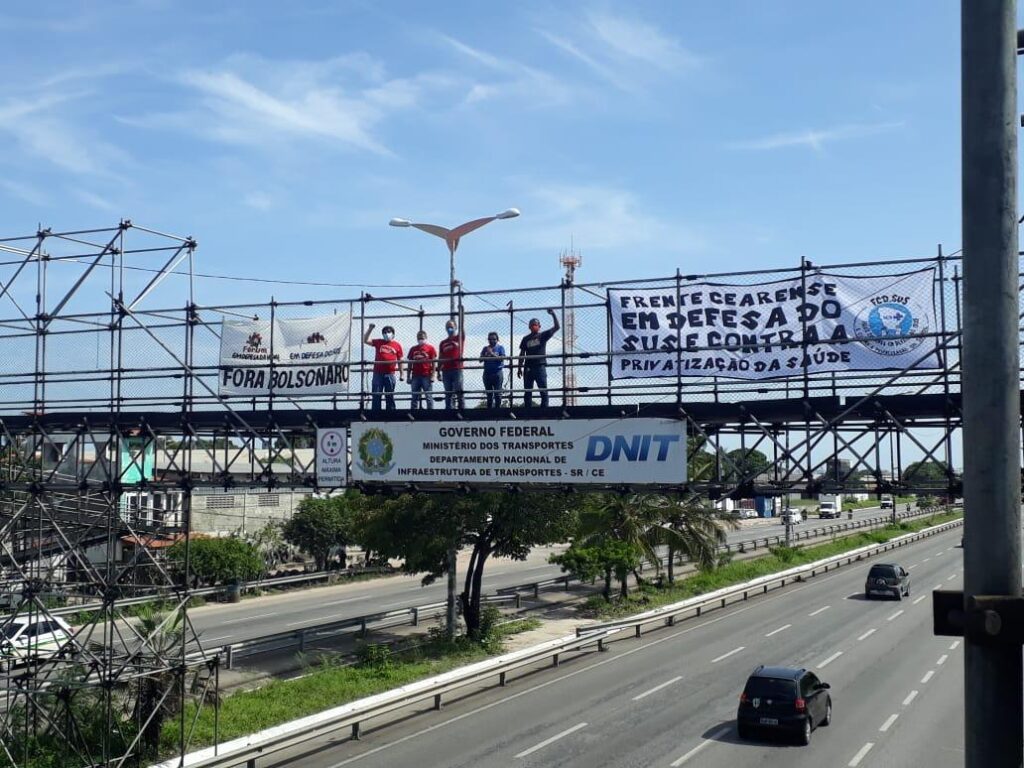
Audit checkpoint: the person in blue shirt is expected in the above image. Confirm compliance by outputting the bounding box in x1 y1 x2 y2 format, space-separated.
480 332 506 408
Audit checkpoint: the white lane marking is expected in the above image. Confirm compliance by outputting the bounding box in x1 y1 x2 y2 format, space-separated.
846 592 861 598
632 675 683 701
947 573 957 581
903 690 918 706
808 605 831 617
221 613 277 625
857 628 877 641
906 565 916 570
937 654 948 665
322 596 366 606
934 584 943 590
326 602 767 767
203 635 233 643
887 610 904 621
934 551 943 557
922 557 931 562
950 640 961 650
912 595 927 605
323 537 964 768
711 646 745 663
670 725 731 767
765 624 791 637
921 670 935 684
879 713 899 732
818 651 843 668
514 722 588 759
849 742 874 767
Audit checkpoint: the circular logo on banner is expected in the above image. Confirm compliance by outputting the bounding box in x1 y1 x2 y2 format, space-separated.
357 428 394 475
319 429 344 458
853 299 929 356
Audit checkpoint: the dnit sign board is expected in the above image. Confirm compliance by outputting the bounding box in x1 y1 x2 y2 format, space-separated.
350 418 686 486
316 428 348 488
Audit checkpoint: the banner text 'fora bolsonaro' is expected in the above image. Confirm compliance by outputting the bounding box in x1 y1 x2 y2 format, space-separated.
350 418 687 486
609 269 939 379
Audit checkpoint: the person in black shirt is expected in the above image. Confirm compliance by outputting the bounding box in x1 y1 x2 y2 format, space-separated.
517 309 559 407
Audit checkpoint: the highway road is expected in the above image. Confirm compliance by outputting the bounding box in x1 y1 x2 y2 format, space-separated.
250 522 966 768
187 505 906 648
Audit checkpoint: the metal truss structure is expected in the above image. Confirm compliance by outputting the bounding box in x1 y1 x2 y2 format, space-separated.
0 222 999 767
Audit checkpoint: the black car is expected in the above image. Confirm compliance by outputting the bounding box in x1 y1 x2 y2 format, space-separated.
737 665 832 744
864 563 910 600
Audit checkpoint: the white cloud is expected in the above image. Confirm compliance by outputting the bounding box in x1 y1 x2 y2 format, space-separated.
71 188 119 212
128 54 458 157
539 30 632 92
729 122 905 152
0 179 48 206
586 11 702 72
243 191 273 211
441 35 572 106
0 91 130 179
512 181 702 254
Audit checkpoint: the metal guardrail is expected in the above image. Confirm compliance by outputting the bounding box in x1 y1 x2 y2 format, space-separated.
156 626 620 768
156 514 963 768
496 506 947 599
574 517 964 641
34 566 395 620
208 593 520 670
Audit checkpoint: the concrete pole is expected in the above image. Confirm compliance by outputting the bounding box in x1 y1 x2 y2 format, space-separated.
960 3 1022 766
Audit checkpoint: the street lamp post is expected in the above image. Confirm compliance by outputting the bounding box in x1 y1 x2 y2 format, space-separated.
389 209 520 316
389 208 520 639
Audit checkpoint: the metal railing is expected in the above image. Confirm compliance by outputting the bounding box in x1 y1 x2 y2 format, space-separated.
155 626 620 768
208 594 520 670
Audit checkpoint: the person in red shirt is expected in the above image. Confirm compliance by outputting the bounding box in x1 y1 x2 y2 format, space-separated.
406 329 437 410
437 307 465 409
362 323 403 410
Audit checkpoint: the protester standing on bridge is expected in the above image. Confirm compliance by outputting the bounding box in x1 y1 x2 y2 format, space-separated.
480 331 506 408
363 323 403 410
517 309 559 407
438 308 465 409
406 329 437 410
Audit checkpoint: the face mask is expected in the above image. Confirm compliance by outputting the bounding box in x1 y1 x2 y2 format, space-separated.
417 336 426 343
383 332 393 341
446 327 456 336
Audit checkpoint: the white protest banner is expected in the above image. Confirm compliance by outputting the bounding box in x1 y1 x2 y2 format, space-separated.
316 427 348 488
608 269 939 380
350 418 687 485
219 314 352 396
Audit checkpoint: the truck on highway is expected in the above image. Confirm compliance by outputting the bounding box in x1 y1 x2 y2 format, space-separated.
880 494 894 509
818 494 843 519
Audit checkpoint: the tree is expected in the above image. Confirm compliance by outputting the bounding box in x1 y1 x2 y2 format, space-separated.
282 493 360 571
723 448 771 482
550 538 643 600
551 492 732 598
355 491 579 638
242 520 294 573
166 537 263 587
902 460 952 488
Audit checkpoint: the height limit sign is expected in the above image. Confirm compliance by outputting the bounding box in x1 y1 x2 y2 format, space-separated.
316 428 348 488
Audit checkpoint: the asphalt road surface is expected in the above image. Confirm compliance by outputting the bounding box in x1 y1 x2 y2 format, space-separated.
245 523 966 768
187 505 902 648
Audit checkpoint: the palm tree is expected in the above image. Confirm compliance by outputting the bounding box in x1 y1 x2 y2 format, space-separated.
574 492 734 593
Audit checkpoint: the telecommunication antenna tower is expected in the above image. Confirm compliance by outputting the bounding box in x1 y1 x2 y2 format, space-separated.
559 245 582 405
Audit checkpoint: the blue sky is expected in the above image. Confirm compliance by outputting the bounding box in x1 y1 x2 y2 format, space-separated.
0 2 976 308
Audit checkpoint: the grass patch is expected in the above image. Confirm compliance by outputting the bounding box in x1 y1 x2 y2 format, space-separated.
160 614 542 755
579 510 961 620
